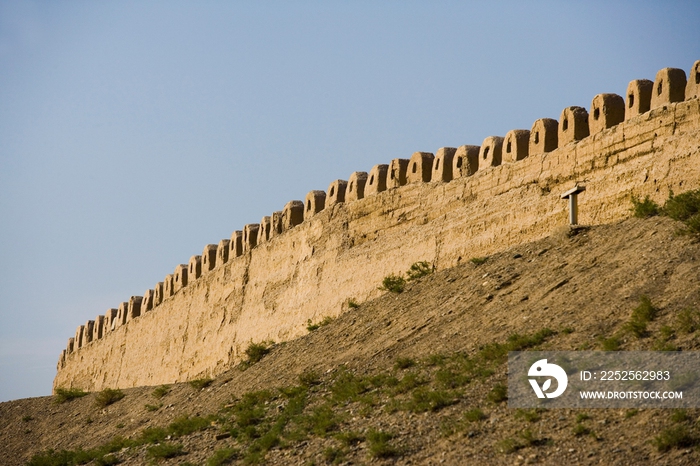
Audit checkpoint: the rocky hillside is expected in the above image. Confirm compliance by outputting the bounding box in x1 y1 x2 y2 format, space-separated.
2 214 700 466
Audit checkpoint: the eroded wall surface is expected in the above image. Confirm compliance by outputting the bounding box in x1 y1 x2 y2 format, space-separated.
54 97 700 392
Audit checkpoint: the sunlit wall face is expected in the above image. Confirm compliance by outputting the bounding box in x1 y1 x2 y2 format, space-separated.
1 1 699 402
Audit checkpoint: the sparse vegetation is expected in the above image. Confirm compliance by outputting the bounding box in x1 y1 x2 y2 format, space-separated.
146 442 186 460
347 298 359 309
515 408 541 423
379 274 406 293
631 195 660 218
663 188 700 234
470 256 488 265
207 448 241 466
464 408 487 422
94 388 124 407
653 425 698 452
394 357 416 370
54 387 88 404
623 295 658 338
366 429 399 458
488 383 508 403
599 335 621 351
406 261 433 280
145 403 161 412
207 447 240 466
189 378 213 390
677 308 700 333
306 316 335 331
152 384 170 399
245 341 272 364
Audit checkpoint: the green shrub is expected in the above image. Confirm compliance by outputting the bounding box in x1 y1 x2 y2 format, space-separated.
406 261 433 280
407 387 459 413
140 426 168 444
394 357 416 370
54 387 88 404
298 370 321 387
146 442 186 460
152 384 170 399
169 415 213 437
653 425 697 452
347 299 359 309
306 316 335 331
301 404 340 437
515 409 541 423
189 378 213 390
631 195 660 218
335 431 364 446
323 446 346 464
470 257 487 265
145 403 161 412
94 388 124 408
573 423 591 436
670 409 689 423
663 189 700 235
488 383 508 403
677 308 699 333
664 189 700 222
366 429 399 458
245 341 271 364
464 408 487 422
624 295 658 338
207 447 240 466
633 295 659 321
379 274 406 293
599 335 621 351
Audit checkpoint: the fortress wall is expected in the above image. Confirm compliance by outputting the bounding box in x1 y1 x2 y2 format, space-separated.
54 97 700 392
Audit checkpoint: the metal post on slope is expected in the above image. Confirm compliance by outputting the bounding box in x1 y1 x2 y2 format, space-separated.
561 185 586 225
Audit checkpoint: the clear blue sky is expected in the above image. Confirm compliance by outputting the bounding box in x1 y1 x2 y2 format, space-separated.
1 1 698 402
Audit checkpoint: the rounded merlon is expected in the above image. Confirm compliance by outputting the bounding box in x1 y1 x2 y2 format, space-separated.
388 159 409 188
104 308 117 334
589 94 624 135
116 302 129 328
650 67 687 110
74 325 85 349
188 255 202 281
258 217 271 244
66 337 74 354
558 106 589 145
243 225 260 252
270 211 284 237
479 136 504 168
625 79 653 120
82 320 95 345
686 60 700 100
153 282 164 306
432 148 457 182
326 180 347 206
164 274 175 298
174 265 188 292
93 315 104 340
127 296 143 322
345 172 368 202
365 165 389 196
229 231 243 258
304 190 327 218
202 244 218 272
216 239 230 266
142 289 155 312
282 201 304 230
453 145 480 177
529 119 558 155
407 152 434 183
502 130 530 163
